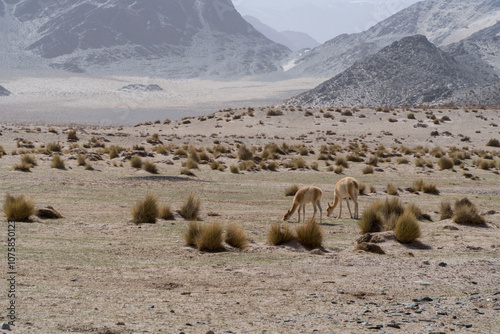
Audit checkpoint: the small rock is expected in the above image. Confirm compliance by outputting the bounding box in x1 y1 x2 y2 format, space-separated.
70 278 78 282
422 260 430 265
1 322 10 330
438 262 447 267
413 297 433 303
116 322 125 326
355 242 385 255
443 225 459 231
37 206 63 219
206 331 215 334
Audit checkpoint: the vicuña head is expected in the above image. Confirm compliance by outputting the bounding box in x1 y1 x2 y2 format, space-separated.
283 185 322 224
326 177 359 219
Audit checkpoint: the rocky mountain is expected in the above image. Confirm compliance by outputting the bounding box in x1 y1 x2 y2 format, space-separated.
286 35 500 107
0 85 11 96
244 15 319 52
288 0 500 77
0 0 291 77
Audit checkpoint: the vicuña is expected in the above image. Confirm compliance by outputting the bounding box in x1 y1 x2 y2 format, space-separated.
326 177 359 219
283 185 322 223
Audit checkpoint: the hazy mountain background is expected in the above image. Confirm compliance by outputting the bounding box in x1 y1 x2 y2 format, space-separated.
233 0 421 43
243 15 320 51
0 0 290 77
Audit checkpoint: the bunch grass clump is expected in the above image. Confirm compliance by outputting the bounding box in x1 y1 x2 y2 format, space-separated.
3 194 35 221
195 222 224 252
142 160 158 174
295 219 323 249
131 193 159 224
438 156 454 170
184 221 202 246
51 155 65 169
394 209 421 243
179 194 201 220
237 145 253 161
386 183 399 196
160 204 175 220
440 201 454 220
284 184 299 197
130 155 143 169
453 198 486 226
267 222 296 245
225 223 249 250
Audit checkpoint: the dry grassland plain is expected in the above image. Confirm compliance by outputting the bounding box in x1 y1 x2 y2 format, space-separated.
0 104 499 334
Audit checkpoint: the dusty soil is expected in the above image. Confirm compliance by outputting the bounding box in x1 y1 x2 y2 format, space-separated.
0 105 499 334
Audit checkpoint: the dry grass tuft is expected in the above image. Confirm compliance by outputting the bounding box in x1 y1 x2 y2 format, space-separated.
358 204 384 233
184 221 201 246
51 155 65 169
386 183 399 196
130 155 143 168
422 183 440 195
131 193 159 224
295 219 323 249
362 166 374 174
160 204 175 220
225 223 249 250
284 184 299 197
179 194 201 220
394 209 421 243
453 198 486 226
267 222 296 245
3 194 35 221
438 156 454 170
440 201 454 220
142 160 158 174
196 222 225 252
237 145 254 161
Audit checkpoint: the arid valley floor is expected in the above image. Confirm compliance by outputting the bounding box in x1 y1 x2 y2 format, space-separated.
1 104 499 333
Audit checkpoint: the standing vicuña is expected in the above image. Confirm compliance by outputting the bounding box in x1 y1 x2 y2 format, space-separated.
283 186 322 223
326 177 359 219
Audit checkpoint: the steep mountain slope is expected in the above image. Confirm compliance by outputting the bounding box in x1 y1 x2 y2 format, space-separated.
445 20 500 77
287 35 498 107
0 85 11 96
0 0 290 77
288 0 500 77
244 15 319 52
